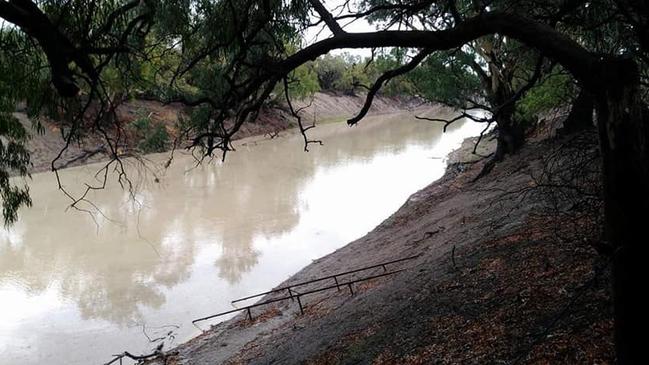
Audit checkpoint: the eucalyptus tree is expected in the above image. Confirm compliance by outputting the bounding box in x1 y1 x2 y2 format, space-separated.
0 30 37 224
359 0 556 175
1 0 648 362
0 0 158 224
407 42 550 173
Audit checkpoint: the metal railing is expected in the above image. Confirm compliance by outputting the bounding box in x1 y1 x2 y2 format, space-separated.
192 253 420 324
231 253 420 305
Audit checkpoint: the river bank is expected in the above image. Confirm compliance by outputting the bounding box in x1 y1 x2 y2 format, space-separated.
147 125 613 364
19 92 427 174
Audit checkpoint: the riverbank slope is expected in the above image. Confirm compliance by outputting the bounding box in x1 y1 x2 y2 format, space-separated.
149 126 613 364
19 92 423 174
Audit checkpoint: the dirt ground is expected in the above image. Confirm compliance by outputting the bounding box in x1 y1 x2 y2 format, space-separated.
146 126 613 364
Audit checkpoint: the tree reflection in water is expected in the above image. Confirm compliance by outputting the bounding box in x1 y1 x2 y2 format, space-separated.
0 112 478 365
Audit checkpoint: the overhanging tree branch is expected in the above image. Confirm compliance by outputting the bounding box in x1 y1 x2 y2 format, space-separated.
277 12 600 90
348 48 432 126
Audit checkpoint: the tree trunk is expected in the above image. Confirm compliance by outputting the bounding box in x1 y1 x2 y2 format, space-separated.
562 88 595 134
596 57 649 364
491 86 525 161
472 87 526 180
494 118 525 161
472 111 525 181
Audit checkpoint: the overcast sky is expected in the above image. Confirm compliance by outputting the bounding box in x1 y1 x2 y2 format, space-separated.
303 0 376 58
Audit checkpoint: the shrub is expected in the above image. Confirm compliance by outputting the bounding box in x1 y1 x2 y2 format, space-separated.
130 116 170 153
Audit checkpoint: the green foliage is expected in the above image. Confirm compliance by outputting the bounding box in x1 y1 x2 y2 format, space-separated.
518 72 573 120
0 111 32 226
134 38 196 100
368 53 417 96
0 30 46 225
331 54 369 95
285 63 321 98
310 52 415 96
313 54 348 90
407 52 481 107
151 0 308 107
129 116 170 154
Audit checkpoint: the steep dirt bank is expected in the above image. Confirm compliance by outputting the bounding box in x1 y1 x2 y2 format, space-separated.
147 127 613 364
20 92 423 174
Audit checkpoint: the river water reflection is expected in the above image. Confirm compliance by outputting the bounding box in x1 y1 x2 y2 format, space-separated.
0 113 482 364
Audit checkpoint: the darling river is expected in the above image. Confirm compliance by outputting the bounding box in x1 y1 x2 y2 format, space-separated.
0 112 483 364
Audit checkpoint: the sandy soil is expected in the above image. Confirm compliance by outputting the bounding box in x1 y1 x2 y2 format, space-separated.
144 125 612 364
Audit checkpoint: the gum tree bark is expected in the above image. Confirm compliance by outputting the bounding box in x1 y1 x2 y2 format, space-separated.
489 84 525 160
593 57 647 364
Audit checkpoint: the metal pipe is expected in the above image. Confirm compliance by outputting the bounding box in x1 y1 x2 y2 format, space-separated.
230 254 420 304
193 270 404 324
296 295 304 315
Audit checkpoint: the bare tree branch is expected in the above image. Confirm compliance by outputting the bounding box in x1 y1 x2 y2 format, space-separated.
308 0 345 36
283 77 322 151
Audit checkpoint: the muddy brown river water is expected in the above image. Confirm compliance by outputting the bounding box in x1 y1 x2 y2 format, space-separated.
0 113 483 364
